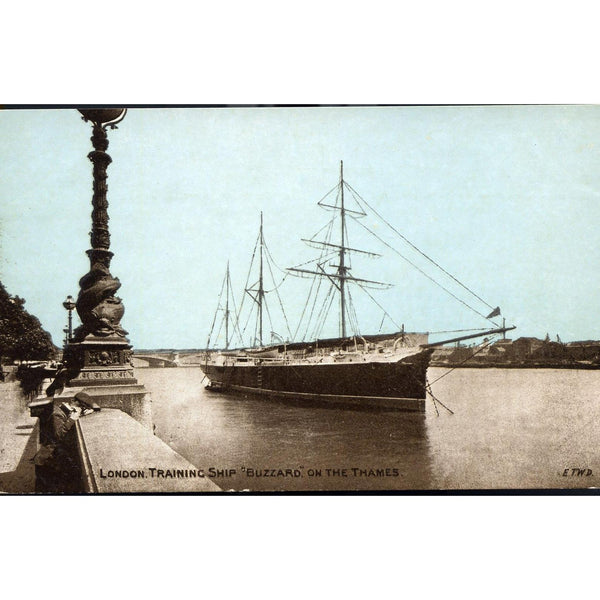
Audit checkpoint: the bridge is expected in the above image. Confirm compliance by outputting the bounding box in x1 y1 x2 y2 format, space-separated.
132 355 180 368
132 350 209 367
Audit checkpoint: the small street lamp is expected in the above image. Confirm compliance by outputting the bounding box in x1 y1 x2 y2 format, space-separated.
62 294 76 344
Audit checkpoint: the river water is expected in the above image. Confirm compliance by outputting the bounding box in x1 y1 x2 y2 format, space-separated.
136 366 600 491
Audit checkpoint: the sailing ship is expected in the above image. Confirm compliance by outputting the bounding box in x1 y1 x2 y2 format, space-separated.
201 162 514 411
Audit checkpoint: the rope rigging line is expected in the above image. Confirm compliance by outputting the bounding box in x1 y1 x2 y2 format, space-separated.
228 280 245 347
425 378 454 415
222 269 244 349
265 261 293 340
341 209 352 270
321 285 339 340
307 215 336 243
240 298 257 341
263 239 291 276
428 336 499 386
213 314 225 348
205 268 228 348
288 250 339 272
347 289 358 336
343 285 353 336
234 223 292 347
293 270 319 341
315 183 341 208
235 231 261 330
300 262 328 341
252 304 259 347
263 292 275 340
311 284 336 341
303 269 330 341
352 216 499 325
308 283 332 341
344 180 496 311
263 272 289 294
428 328 493 334
289 214 338 273
350 287 363 336
261 230 289 340
430 390 440 416
294 213 339 341
345 286 361 337
354 280 403 331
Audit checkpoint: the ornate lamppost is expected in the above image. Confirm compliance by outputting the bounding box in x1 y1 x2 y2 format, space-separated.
73 109 128 345
62 108 135 378
50 108 149 428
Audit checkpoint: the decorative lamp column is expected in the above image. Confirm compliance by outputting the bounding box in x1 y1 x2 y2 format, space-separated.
62 294 76 342
52 108 150 429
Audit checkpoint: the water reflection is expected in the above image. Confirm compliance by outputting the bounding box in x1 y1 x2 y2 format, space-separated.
139 367 433 491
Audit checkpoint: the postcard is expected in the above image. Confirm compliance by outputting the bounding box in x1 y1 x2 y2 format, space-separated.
1 105 599 493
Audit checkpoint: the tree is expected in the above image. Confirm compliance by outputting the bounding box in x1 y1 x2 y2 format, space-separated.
0 281 57 363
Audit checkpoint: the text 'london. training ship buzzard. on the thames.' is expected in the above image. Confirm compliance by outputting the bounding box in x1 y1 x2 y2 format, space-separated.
200 162 514 411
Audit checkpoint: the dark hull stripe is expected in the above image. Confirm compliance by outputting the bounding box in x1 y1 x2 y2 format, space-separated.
200 351 431 411
205 383 426 412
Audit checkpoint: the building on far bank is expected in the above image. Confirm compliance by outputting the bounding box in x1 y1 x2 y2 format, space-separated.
432 336 600 367
565 341 600 362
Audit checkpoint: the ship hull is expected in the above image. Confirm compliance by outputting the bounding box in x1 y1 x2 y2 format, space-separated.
201 350 432 412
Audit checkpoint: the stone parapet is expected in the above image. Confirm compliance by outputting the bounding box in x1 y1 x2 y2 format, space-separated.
52 384 152 431
75 409 221 493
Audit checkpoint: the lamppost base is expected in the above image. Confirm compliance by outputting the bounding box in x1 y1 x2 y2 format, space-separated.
64 336 137 385
57 338 152 430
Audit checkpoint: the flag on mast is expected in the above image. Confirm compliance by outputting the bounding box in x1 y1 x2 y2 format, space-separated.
486 306 501 319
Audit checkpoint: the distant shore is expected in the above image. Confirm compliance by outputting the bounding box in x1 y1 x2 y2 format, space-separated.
430 361 600 370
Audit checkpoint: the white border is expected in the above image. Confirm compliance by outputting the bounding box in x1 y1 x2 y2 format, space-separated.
2 1 597 595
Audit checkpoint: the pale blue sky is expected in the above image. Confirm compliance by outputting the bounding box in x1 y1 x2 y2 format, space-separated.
1 106 599 348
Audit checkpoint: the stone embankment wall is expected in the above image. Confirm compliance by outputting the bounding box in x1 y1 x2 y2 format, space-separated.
1 367 220 493
76 409 221 493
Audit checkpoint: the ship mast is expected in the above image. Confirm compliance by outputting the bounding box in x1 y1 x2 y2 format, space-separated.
206 262 237 351
287 162 392 340
258 211 264 346
243 211 279 348
225 261 230 349
287 163 514 344
338 161 347 338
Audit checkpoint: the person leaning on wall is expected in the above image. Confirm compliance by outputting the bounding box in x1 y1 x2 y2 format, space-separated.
32 391 100 493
